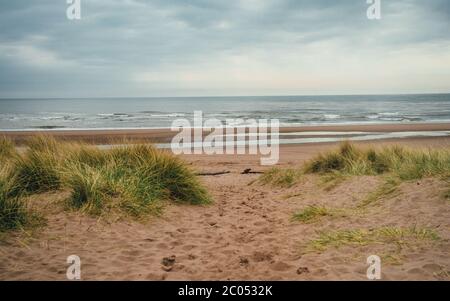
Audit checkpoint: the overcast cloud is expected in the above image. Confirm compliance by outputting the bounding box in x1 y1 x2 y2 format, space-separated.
0 0 449 97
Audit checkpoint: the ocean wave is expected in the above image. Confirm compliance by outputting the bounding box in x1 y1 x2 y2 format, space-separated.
378 112 400 116
139 110 163 114
324 114 340 119
150 113 186 118
1 95 449 130
113 113 132 116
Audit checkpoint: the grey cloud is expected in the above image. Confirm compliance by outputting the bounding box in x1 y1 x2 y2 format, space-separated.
0 0 449 97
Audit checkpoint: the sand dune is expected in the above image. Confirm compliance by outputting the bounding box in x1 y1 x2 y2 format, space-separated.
1 138 449 280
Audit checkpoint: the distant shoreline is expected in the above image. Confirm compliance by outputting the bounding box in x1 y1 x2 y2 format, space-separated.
1 120 450 132
2 122 450 145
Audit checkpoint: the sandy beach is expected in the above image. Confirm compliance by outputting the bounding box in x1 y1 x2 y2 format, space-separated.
0 123 449 280
2 0 450 287
2 122 450 145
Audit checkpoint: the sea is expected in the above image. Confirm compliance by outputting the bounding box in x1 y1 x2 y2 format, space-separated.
1 94 450 131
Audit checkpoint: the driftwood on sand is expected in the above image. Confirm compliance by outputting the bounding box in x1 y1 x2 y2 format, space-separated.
196 169 264 176
240 168 264 175
195 171 231 176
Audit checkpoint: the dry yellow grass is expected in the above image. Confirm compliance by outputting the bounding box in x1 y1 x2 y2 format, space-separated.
0 136 211 230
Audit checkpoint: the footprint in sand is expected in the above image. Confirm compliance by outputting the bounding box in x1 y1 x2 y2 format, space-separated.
156 242 168 249
222 249 237 256
121 250 141 257
252 251 273 263
182 244 196 251
161 255 176 272
187 254 197 260
312 268 328 277
169 240 183 247
422 263 442 273
407 267 424 275
116 255 136 262
270 261 292 272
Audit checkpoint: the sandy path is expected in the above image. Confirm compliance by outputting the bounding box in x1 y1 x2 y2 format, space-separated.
1 173 448 280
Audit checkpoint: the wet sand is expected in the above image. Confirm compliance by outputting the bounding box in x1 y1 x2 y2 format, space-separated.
2 122 450 145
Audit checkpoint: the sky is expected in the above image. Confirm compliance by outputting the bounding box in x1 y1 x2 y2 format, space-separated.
0 0 449 98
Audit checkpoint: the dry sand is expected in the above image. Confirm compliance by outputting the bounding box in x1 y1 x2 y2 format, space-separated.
0 126 449 280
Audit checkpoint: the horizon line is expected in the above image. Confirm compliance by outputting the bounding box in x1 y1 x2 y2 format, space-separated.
1 92 450 100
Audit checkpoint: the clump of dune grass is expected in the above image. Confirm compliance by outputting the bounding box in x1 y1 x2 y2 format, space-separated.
259 168 302 188
304 141 450 180
62 143 210 216
110 145 209 202
26 135 59 152
260 142 450 189
0 193 28 232
13 136 62 194
0 196 27 231
65 143 110 168
0 140 37 232
0 136 15 162
304 226 440 253
0 135 210 219
63 163 112 215
302 142 450 202
292 205 346 223
0 164 28 231
304 142 386 175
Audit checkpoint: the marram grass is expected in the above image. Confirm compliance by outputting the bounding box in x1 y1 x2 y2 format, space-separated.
0 136 15 162
292 205 349 223
304 226 440 253
62 144 211 216
0 164 29 231
63 162 112 215
14 148 62 194
304 141 450 179
0 135 211 226
292 205 336 223
258 167 302 188
64 142 211 216
260 142 450 192
0 138 43 232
